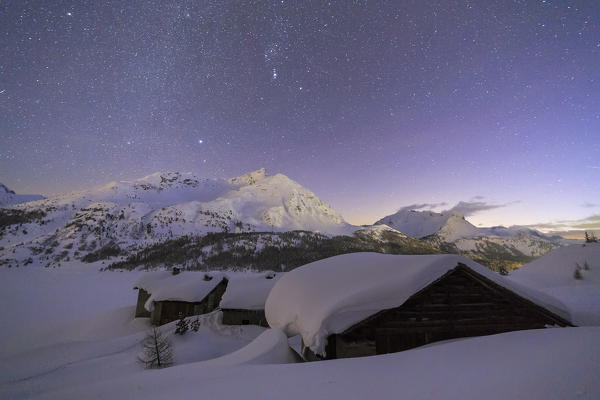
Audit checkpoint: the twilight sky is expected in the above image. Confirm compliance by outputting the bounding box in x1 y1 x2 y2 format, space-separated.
1 1 599 229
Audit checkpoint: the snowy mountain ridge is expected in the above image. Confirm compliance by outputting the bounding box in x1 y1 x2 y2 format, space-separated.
0 182 44 207
376 208 563 265
0 171 569 271
0 169 356 269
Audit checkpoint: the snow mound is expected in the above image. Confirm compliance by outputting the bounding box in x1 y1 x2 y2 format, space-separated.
220 273 282 310
265 252 571 356
133 271 227 311
509 243 600 325
204 328 300 367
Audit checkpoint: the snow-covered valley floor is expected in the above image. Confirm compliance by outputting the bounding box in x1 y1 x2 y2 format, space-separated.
1 265 599 400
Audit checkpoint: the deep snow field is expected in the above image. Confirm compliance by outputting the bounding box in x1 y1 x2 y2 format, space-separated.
1 257 599 399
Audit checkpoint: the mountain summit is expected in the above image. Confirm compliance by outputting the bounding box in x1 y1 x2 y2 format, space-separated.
375 209 469 239
0 169 353 268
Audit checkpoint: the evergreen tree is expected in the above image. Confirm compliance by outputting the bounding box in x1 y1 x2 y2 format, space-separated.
138 328 173 369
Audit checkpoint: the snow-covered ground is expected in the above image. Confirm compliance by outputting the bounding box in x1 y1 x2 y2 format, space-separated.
0 266 275 398
1 260 599 399
509 243 600 325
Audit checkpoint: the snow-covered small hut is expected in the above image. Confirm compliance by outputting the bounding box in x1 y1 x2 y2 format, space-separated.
133 271 228 326
220 272 282 327
265 253 572 360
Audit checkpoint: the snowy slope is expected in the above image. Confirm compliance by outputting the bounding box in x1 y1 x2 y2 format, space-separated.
1 264 598 399
18 327 600 400
353 224 407 241
509 243 600 325
0 183 44 206
0 169 352 268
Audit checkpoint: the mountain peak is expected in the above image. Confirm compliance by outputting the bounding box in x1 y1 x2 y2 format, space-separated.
229 168 268 186
375 208 452 238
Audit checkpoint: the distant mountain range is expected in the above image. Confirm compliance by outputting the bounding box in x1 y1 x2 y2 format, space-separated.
0 170 569 271
376 208 565 270
0 183 44 206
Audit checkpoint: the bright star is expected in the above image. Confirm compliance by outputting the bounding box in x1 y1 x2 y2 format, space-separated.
198 139 203 144
66 12 72 16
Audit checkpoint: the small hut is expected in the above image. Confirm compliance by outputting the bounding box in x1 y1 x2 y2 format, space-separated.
133 271 228 326
220 272 282 327
265 253 572 361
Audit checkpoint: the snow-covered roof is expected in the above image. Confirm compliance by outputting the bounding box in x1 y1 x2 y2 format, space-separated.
220 273 283 310
134 271 227 312
265 252 571 356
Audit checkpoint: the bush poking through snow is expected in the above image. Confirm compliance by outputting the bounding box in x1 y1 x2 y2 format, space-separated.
583 261 590 271
574 264 583 280
191 317 200 332
138 328 173 369
175 316 189 335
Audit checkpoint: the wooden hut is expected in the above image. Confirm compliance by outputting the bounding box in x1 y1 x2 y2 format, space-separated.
264 253 572 361
220 272 281 327
133 271 228 326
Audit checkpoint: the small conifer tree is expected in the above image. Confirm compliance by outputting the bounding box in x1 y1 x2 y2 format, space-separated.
138 328 173 369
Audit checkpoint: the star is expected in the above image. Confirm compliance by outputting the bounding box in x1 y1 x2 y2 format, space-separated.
198 139 204 144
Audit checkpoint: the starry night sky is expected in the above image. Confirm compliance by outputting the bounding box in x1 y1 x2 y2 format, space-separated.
1 0 599 227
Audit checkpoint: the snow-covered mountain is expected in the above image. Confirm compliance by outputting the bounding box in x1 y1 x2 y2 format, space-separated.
375 209 462 239
0 169 356 268
0 183 44 206
375 208 563 266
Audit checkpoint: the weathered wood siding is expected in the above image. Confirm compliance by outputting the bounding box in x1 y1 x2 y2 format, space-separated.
310 263 571 360
134 288 151 318
222 309 268 327
150 278 229 326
